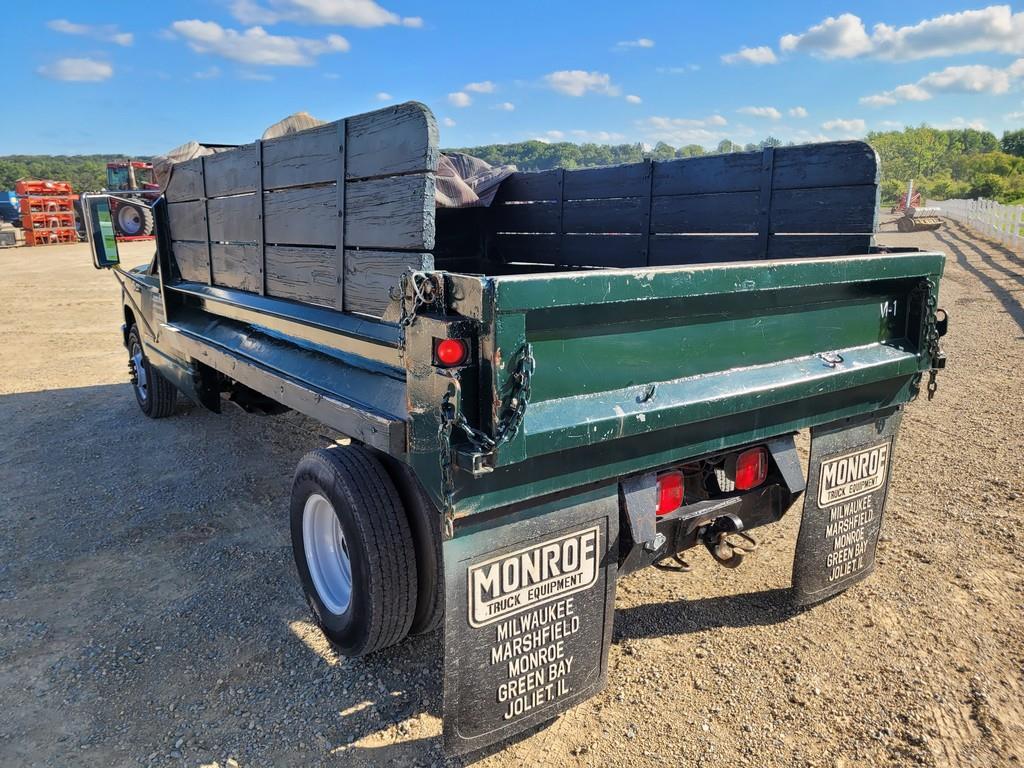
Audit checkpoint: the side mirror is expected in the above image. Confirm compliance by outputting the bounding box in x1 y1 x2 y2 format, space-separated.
84 195 120 269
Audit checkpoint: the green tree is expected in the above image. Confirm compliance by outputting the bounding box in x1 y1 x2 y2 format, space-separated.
1002 129 1024 158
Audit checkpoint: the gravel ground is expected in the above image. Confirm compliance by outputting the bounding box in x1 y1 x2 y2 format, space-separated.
1 219 1022 767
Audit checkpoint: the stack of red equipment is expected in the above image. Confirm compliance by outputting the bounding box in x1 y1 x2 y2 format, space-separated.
15 179 79 246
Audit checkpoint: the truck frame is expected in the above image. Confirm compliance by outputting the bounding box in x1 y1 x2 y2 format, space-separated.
85 102 947 755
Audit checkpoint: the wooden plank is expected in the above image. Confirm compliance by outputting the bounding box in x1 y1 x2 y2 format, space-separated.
345 173 435 250
265 245 337 307
564 162 650 200
492 202 559 233
346 102 438 179
770 185 877 233
563 197 645 234
648 234 873 265
170 240 210 283
652 191 760 233
261 102 438 190
166 200 207 242
204 142 259 197
208 194 260 243
344 250 433 316
264 185 336 246
493 170 561 203
256 140 266 295
262 123 337 190
493 234 645 267
164 158 204 202
211 243 261 292
651 141 879 198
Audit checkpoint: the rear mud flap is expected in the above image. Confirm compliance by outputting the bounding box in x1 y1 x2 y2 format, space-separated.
792 409 902 606
442 486 618 756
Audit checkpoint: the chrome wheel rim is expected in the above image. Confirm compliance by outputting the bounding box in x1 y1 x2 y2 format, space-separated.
130 341 148 402
302 493 353 615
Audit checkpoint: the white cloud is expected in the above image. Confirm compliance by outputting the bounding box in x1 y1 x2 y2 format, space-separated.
861 62 1016 106
535 130 566 142
656 64 700 74
779 7 1024 62
194 66 222 79
239 70 274 81
615 37 655 51
625 94 642 104
569 129 627 143
47 18 133 46
920 64 1010 94
871 6 1024 60
230 0 422 28
493 101 515 111
780 13 872 59
464 80 495 93
738 106 782 119
543 70 620 97
639 115 731 145
822 118 866 135
789 106 808 118
37 57 113 82
442 117 456 127
937 116 987 130
170 20 349 66
375 91 392 101
721 46 777 65
447 91 471 107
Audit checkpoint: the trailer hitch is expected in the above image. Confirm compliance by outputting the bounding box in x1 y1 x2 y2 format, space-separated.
699 513 759 569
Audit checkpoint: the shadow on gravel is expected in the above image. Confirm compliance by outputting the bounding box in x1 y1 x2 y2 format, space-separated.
934 228 1024 337
613 587 795 641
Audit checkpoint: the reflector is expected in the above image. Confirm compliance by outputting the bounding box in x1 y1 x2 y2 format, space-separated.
735 447 768 490
656 472 684 516
435 338 469 367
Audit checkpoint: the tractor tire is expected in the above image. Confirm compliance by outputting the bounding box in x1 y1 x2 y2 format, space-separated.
114 202 154 237
127 324 177 418
897 216 915 233
290 445 418 656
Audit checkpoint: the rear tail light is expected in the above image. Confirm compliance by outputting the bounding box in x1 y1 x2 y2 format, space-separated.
656 472 684 516
734 447 768 490
434 338 469 367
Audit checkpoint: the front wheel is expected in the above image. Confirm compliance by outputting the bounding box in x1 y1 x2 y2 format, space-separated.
127 324 177 418
290 446 418 656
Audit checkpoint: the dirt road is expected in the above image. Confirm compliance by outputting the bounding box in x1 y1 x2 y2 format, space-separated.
1 221 1022 767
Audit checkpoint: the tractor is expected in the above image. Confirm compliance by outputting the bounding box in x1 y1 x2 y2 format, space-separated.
891 180 943 233
105 160 158 237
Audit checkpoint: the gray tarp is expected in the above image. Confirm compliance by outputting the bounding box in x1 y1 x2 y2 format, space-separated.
155 112 515 208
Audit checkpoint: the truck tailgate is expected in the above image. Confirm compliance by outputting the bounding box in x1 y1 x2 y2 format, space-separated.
438 252 943 514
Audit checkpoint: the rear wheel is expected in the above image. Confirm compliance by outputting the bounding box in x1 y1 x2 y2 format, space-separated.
290 445 417 656
127 324 176 418
114 202 154 236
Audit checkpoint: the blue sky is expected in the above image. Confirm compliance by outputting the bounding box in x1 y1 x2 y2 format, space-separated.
7 1 1024 155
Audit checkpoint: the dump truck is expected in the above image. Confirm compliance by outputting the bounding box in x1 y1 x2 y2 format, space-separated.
84 102 948 756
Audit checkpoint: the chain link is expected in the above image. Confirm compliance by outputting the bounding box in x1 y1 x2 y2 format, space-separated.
921 278 942 400
436 343 536 532
396 270 438 355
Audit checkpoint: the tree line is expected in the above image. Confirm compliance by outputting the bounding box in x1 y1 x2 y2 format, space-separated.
3 126 1023 204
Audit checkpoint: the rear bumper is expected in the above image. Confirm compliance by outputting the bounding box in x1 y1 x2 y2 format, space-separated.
618 434 806 575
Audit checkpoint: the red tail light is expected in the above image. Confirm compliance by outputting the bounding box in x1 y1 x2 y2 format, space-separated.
434 338 469 367
656 472 684 516
734 447 768 490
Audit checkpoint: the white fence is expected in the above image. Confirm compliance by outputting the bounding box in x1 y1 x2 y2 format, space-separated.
926 198 1024 251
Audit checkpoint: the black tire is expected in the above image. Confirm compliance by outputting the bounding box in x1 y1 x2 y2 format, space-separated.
114 202 154 237
374 453 444 635
290 445 417 656
127 324 177 418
